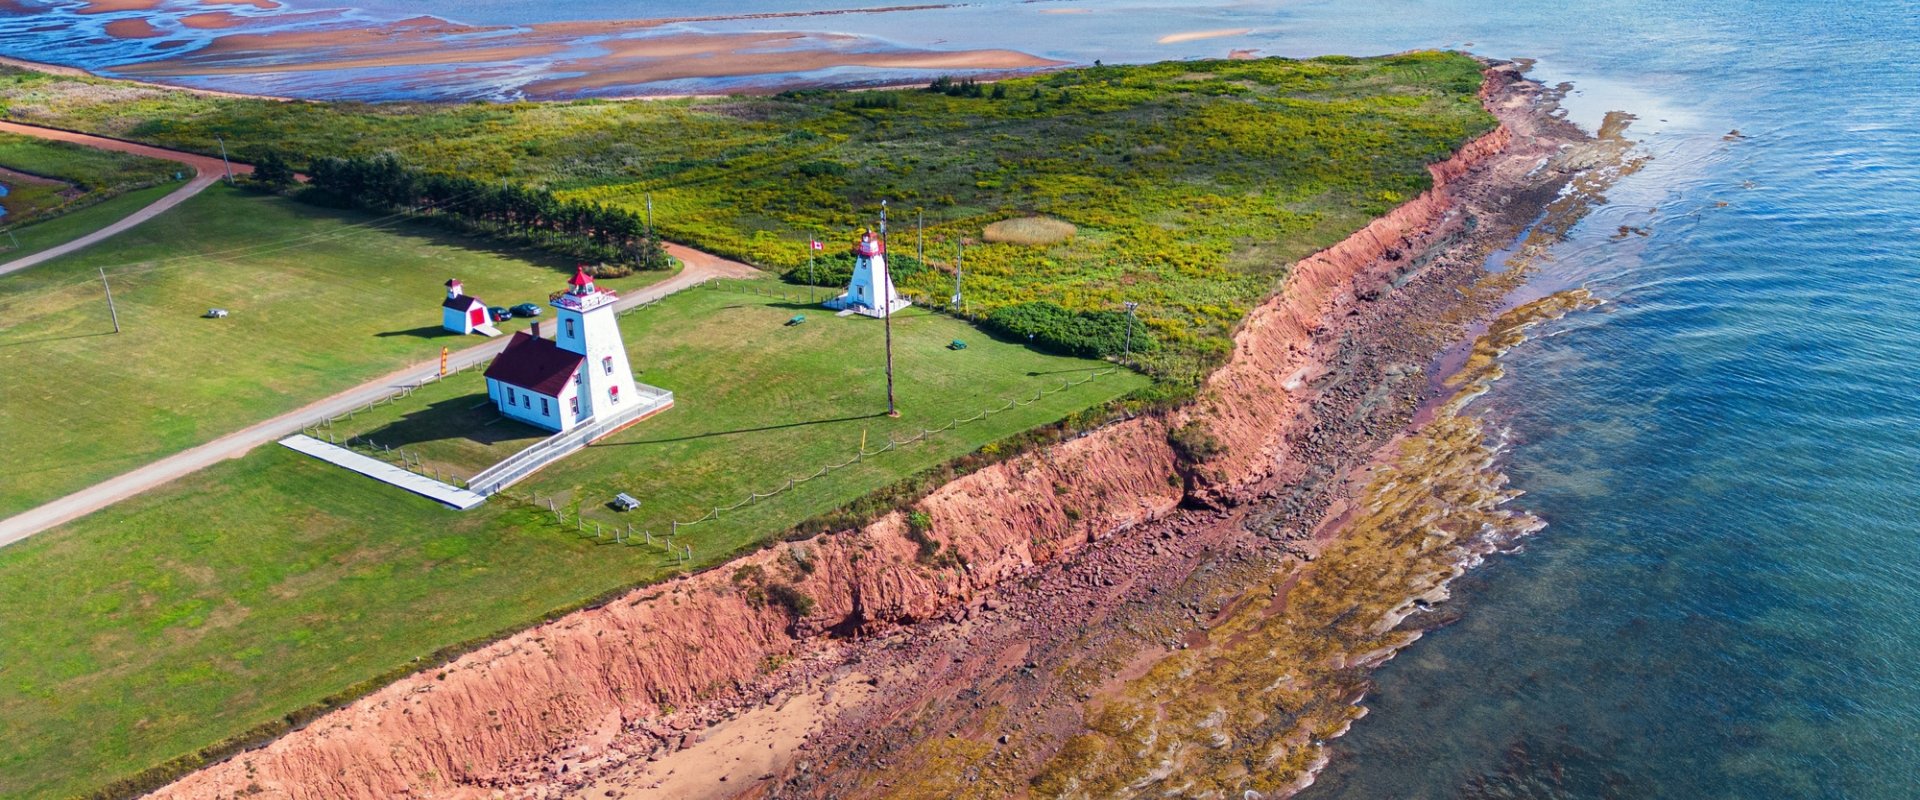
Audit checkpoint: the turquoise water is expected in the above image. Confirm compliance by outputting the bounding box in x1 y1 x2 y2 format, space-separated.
1275 1 1920 797
5 0 1918 794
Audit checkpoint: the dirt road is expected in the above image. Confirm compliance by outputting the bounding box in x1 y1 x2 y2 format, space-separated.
0 119 250 277
0 245 757 548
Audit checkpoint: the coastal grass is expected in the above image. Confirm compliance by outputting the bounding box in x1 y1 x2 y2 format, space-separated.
0 183 669 518
0 52 1496 379
0 131 178 223
0 282 1145 800
0 182 171 260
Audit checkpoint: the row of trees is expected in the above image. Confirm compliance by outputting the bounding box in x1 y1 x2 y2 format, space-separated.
301 153 671 274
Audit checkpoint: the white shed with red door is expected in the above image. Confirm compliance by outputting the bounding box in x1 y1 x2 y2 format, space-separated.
442 278 488 334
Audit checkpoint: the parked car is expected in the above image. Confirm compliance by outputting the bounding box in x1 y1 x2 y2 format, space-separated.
488 306 512 322
510 303 542 318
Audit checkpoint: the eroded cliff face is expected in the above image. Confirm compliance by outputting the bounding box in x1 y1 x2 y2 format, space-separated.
152 76 1521 800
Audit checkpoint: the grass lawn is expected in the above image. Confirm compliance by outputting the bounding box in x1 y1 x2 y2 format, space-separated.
0 130 178 224
0 282 1146 799
0 183 671 518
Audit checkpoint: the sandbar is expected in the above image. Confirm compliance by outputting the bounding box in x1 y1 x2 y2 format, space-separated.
1158 28 1252 44
179 12 247 30
75 0 162 13
103 17 164 38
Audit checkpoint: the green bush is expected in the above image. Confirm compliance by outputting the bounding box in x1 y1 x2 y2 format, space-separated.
983 301 1150 359
1168 420 1225 465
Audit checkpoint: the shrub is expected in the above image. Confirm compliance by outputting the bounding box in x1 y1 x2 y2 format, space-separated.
983 301 1151 360
763 582 816 619
248 150 296 189
905 510 940 563
1168 420 1225 465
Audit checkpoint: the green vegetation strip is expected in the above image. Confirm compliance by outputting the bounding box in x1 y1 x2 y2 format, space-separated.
0 131 178 225
0 284 1146 799
0 184 669 518
0 52 1494 378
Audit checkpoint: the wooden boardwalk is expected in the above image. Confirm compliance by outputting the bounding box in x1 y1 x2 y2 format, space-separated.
278 434 487 510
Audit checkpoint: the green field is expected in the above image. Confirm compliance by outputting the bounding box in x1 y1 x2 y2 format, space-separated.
0 131 177 224
0 283 1145 799
0 184 670 518
0 53 1496 378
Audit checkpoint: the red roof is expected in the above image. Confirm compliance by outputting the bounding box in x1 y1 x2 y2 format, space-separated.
569 265 594 287
444 278 462 288
443 295 484 311
484 331 583 397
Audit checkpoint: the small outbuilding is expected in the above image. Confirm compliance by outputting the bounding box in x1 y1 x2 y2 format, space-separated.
442 278 488 335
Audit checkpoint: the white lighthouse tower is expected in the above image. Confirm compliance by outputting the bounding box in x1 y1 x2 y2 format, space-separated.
483 266 642 433
824 228 910 318
553 266 639 422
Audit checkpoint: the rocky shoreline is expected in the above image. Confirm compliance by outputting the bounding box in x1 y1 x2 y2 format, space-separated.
149 61 1633 800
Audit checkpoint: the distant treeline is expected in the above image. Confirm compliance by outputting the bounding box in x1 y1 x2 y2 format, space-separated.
297 153 671 274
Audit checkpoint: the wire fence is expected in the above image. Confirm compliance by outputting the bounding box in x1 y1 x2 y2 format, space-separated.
489 354 1117 563
303 278 1117 567
499 280 1121 560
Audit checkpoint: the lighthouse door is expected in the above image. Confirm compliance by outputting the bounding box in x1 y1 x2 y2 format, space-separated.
470 307 484 326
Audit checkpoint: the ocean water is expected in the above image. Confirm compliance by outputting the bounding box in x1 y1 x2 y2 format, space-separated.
4 0 1918 795
1272 1 1920 797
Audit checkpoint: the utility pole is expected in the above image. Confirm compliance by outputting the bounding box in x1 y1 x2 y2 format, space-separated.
881 200 898 417
215 135 234 185
807 234 817 303
1122 301 1139 366
952 240 965 312
916 207 924 268
100 268 120 334
645 193 654 236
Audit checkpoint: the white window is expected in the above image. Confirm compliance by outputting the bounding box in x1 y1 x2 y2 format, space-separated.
565 318 575 338
540 397 549 415
506 388 516 405
570 396 580 417
608 385 621 404
602 356 614 375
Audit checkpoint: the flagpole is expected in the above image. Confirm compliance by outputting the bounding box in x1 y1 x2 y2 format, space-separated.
881 200 898 418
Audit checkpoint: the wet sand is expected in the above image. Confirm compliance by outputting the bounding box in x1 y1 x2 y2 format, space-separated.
102 18 164 38
74 1 1062 99
1158 27 1254 44
178 12 247 30
75 0 163 13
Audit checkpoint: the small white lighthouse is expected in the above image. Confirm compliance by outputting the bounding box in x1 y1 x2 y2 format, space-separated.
482 266 642 433
824 229 909 318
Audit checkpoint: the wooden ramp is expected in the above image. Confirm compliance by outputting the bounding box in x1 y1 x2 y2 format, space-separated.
279 434 487 510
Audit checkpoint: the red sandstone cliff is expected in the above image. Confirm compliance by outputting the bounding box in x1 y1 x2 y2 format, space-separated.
150 79 1520 800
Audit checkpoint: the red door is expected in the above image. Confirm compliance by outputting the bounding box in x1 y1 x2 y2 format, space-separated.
470 307 484 326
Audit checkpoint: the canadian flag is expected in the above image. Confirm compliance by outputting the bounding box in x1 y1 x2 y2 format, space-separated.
810 240 823 251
